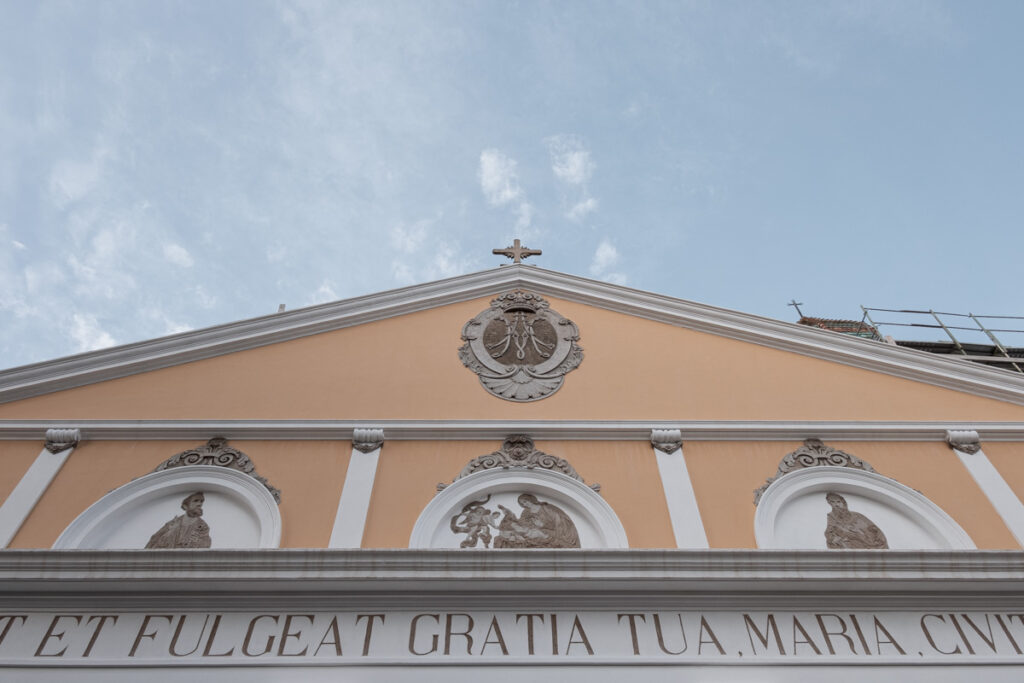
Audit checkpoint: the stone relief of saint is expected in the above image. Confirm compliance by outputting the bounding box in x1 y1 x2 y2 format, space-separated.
145 491 212 549
449 493 581 548
823 491 888 550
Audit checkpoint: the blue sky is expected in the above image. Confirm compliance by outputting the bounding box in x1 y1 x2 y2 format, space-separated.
2 1 1024 368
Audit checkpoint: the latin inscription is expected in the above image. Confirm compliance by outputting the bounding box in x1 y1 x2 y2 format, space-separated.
0 611 1023 663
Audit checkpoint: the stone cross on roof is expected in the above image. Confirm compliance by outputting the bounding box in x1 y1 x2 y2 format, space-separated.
492 239 541 264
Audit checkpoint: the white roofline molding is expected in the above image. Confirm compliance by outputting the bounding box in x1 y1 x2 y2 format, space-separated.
3 265 1024 405
4 419 1024 442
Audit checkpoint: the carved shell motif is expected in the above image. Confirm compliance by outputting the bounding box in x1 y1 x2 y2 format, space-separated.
458 290 583 402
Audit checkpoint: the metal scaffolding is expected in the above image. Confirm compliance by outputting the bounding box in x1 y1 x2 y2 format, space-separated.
859 307 1024 373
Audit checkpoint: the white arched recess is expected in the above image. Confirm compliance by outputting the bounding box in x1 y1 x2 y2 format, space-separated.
54 465 281 550
755 466 975 550
410 468 629 549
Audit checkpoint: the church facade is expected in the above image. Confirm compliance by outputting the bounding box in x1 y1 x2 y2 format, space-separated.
1 260 1024 681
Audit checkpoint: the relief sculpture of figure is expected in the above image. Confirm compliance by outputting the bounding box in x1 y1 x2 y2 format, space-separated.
494 493 580 548
145 492 212 549
824 491 888 549
450 496 501 548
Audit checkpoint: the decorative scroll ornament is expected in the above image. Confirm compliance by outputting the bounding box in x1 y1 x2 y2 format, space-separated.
946 430 981 455
438 435 600 493
458 290 583 402
753 438 877 505
352 428 384 453
651 429 683 454
154 437 281 504
45 428 80 454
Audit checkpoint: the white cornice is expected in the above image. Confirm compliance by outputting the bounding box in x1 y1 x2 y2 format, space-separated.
3 266 1024 405
0 549 1022 611
3 419 1024 441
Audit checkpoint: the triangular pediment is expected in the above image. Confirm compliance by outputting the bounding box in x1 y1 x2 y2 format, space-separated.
2 266 1024 420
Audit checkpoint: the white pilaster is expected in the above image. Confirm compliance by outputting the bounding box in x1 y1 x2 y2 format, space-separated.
0 428 80 548
651 429 709 549
947 429 1024 547
328 428 384 548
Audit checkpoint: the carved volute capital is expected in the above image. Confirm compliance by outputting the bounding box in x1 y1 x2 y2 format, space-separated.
650 429 683 454
45 428 81 454
754 438 878 505
352 428 385 453
946 430 982 455
438 435 600 493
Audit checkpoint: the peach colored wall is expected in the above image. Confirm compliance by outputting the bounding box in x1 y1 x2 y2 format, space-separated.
981 442 1024 511
686 441 1019 550
3 296 1024 422
10 440 350 549
361 440 673 549
0 441 44 505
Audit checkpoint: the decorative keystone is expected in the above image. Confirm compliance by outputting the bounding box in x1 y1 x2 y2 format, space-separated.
45 428 80 454
352 428 385 453
946 430 981 455
651 429 683 454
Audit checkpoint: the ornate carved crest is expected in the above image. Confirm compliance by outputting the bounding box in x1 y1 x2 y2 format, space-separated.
458 290 583 402
154 438 281 504
753 438 877 505
438 435 600 492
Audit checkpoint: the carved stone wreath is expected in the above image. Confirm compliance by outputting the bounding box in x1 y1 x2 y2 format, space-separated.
438 435 600 493
458 290 583 402
753 438 877 505
153 437 281 504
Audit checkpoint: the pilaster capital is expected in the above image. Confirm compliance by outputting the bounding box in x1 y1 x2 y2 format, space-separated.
946 430 981 455
44 428 80 454
651 429 683 454
352 428 385 453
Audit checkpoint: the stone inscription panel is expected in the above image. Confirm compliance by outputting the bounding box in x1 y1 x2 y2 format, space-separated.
1 610 1024 665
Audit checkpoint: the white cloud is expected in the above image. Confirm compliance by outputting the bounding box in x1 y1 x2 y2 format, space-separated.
162 243 194 268
308 280 338 304
11 240 26 250
70 313 116 352
589 239 627 285
567 197 598 221
390 219 431 254
48 145 110 209
515 203 534 232
478 149 522 206
547 135 594 186
266 244 287 263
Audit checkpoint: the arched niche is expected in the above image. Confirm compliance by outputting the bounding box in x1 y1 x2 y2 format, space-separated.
754 466 975 550
53 465 282 550
410 468 629 549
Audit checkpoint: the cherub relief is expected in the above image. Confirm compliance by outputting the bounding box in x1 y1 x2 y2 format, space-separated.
450 496 501 548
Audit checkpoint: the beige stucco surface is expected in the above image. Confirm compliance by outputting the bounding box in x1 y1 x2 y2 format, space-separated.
2 296 1024 422
685 440 1020 550
10 440 350 549
0 441 44 505
361 440 673 549
981 442 1024 514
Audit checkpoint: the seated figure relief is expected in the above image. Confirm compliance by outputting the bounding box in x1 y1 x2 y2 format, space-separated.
450 493 580 549
824 491 888 550
145 492 212 549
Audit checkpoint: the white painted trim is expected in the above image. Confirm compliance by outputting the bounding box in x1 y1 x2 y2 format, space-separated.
5 419 1024 441
950 442 1024 548
53 465 282 549
755 466 976 550
1 549 1023 612
0 445 74 548
653 443 709 549
328 443 382 548
410 468 629 549
3 265 1024 405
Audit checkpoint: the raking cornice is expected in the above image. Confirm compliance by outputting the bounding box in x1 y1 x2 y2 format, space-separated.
3 265 1024 405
